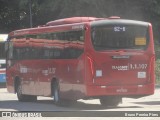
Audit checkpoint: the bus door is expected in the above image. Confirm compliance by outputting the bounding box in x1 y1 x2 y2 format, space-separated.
29 40 46 95
16 40 36 95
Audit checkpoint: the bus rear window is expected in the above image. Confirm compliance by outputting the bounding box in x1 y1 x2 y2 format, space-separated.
91 25 149 51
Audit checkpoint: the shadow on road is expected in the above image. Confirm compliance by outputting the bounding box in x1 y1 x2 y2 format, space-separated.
132 101 160 106
0 100 66 111
0 99 142 111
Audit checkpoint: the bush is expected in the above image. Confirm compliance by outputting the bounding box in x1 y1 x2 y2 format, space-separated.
155 59 160 84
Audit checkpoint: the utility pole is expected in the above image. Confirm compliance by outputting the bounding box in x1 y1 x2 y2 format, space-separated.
29 0 33 28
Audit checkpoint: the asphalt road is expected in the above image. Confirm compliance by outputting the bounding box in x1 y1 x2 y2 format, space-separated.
0 87 160 120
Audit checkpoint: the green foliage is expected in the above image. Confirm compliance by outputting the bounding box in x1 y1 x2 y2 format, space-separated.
0 0 160 42
156 59 160 84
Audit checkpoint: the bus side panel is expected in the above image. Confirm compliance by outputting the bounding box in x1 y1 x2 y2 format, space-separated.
58 55 86 100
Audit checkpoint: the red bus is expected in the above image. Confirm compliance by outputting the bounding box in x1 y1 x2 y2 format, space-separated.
6 17 155 106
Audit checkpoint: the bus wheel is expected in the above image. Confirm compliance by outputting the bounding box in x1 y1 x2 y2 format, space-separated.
17 81 26 101
52 81 76 106
99 97 122 107
16 81 37 102
52 81 61 105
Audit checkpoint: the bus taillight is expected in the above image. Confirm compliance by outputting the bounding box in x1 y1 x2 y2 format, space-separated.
87 56 94 76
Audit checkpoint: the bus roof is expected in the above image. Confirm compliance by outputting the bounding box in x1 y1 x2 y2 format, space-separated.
0 34 8 41
45 16 149 26
9 17 151 37
8 17 117 37
46 17 104 26
91 19 150 27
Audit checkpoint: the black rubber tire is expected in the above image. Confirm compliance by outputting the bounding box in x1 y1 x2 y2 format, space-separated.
100 97 122 107
52 81 76 106
52 81 62 105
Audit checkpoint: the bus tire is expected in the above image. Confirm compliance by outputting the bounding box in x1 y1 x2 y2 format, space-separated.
52 81 61 105
99 97 122 107
52 81 77 106
16 81 37 102
26 95 37 102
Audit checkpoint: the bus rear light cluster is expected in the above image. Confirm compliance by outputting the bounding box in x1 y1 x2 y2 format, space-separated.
87 56 94 76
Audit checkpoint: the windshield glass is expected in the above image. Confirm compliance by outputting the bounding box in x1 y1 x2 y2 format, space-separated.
91 25 149 51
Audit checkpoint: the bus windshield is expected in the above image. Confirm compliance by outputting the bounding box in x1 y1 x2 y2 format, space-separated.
91 25 149 51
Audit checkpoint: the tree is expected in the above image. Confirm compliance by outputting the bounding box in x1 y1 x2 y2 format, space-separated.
0 0 160 41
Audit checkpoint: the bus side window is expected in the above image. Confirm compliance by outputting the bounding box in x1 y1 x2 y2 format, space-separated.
44 49 50 59
29 48 37 59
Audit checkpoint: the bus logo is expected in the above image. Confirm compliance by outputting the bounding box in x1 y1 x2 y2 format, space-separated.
42 68 56 76
112 65 129 71
112 64 148 71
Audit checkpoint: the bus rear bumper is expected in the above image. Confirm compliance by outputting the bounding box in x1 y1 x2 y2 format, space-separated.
86 83 155 98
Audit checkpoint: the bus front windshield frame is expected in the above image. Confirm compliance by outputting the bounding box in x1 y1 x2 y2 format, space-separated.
91 25 149 51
